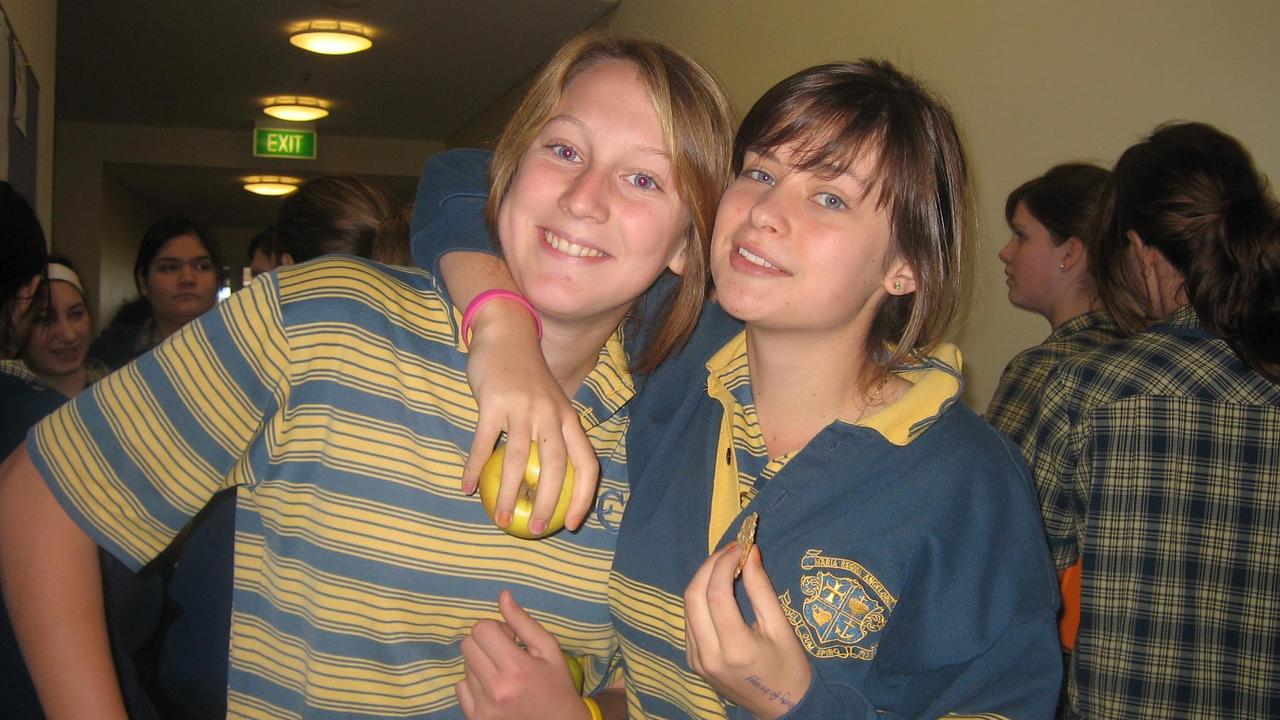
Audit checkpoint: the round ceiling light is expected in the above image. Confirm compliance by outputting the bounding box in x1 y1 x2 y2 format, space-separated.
289 21 373 55
263 96 329 122
243 176 301 197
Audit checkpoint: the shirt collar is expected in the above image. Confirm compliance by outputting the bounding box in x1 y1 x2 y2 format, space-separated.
1052 309 1117 339
704 332 965 448
0 358 48 388
571 327 636 428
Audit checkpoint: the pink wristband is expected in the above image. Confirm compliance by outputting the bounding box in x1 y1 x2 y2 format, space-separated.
460 289 543 349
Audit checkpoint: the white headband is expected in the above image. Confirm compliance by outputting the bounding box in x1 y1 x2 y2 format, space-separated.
47 262 84 293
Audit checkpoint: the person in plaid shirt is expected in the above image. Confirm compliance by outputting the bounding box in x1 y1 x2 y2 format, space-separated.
1026 122 1280 720
987 163 1123 446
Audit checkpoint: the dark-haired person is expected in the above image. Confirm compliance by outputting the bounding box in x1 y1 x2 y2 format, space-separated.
15 258 106 398
987 163 1122 447
90 213 221 370
0 181 53 719
429 60 1061 719
1028 122 1280 720
246 226 278 278
0 182 52 446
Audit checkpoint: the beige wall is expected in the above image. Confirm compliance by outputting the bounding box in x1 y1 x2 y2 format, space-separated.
1 0 55 232
97 174 158 324
457 0 1279 409
610 0 1280 409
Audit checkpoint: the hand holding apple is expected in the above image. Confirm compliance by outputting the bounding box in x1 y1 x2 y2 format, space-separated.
478 442 575 539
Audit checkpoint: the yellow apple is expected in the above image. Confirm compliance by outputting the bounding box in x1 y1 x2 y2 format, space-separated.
478 442 575 539
563 650 585 694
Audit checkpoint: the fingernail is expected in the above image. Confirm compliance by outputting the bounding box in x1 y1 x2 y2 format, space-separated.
567 514 584 531
529 519 547 536
496 511 511 527
461 481 476 495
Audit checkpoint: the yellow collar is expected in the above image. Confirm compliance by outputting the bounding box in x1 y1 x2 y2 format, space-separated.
702 334 964 551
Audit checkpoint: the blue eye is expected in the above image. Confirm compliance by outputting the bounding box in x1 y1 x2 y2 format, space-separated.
815 192 847 210
743 168 774 185
625 173 660 192
550 144 580 162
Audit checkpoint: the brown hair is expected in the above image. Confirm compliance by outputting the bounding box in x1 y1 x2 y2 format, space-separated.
487 33 734 374
277 176 411 266
1006 163 1111 246
1092 121 1280 381
733 60 970 373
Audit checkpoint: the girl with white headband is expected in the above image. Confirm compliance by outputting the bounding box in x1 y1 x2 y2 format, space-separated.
18 259 105 398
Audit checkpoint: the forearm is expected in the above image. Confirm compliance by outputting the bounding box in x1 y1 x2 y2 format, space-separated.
0 443 127 719
440 253 540 346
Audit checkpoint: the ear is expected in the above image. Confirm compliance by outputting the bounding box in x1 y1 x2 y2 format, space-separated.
665 227 690 276
883 256 916 295
136 271 149 297
1060 236 1086 272
1125 230 1158 272
280 252 297 267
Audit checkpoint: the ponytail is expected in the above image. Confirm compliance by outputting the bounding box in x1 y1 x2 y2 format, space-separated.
1191 198 1280 382
1099 121 1280 382
372 205 413 266
277 175 408 265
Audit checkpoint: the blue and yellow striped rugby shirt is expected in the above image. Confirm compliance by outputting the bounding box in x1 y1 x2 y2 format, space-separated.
30 256 633 719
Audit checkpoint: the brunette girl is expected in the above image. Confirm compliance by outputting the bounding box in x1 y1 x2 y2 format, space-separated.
987 163 1122 446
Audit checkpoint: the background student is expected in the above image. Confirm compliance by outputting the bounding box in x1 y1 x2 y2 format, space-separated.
1027 121 1280 720
986 163 1121 446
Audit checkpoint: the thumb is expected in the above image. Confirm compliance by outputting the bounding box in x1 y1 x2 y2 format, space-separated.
739 546 789 634
498 590 559 656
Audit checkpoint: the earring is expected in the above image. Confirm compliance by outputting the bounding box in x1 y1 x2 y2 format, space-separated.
893 280 902 291
1059 263 1067 272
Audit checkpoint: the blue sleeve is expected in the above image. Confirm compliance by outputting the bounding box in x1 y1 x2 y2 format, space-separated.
409 147 497 276
627 302 741 481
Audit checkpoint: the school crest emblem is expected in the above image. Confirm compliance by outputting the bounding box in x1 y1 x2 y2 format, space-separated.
780 549 895 660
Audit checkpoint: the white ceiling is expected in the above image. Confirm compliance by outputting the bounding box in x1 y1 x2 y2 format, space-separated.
56 0 618 228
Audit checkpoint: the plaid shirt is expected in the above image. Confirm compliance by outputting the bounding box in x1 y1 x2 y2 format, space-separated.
985 310 1122 447
1026 304 1280 720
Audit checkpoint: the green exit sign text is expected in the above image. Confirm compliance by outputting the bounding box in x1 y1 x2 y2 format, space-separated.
254 128 316 159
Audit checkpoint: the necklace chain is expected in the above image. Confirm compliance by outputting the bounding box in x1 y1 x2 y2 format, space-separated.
854 374 890 424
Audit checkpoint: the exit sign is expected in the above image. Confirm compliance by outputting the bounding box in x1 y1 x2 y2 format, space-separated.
254 127 316 159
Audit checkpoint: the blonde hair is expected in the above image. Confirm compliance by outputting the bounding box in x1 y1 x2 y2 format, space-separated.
487 33 734 373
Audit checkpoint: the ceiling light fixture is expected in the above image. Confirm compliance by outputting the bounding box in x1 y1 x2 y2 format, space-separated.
243 176 301 197
263 96 330 122
289 21 373 55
